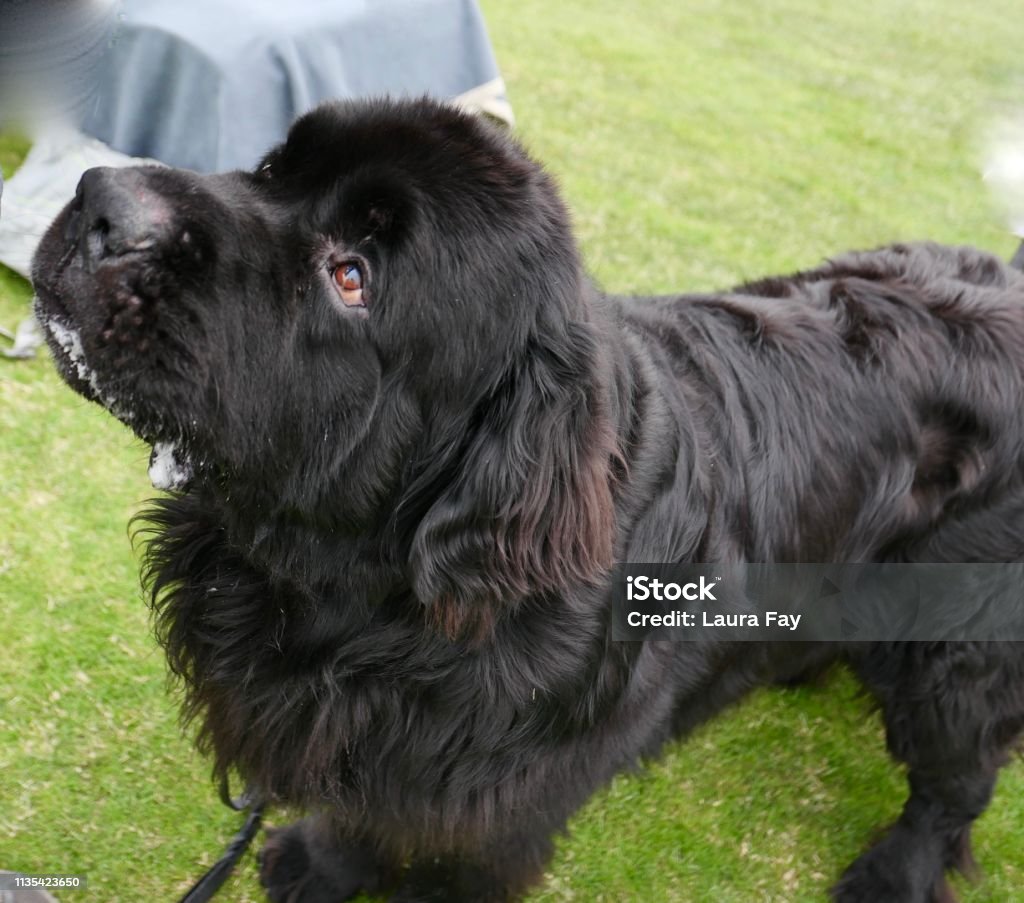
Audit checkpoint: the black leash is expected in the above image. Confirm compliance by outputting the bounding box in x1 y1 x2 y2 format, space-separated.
177 779 265 903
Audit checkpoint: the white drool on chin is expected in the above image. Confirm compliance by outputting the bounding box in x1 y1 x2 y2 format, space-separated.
46 316 103 396
43 307 141 423
44 313 128 416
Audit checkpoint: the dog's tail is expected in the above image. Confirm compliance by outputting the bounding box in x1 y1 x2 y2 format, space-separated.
982 118 1024 270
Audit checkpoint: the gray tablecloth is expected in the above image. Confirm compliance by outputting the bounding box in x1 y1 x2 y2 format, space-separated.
80 0 512 173
0 0 120 126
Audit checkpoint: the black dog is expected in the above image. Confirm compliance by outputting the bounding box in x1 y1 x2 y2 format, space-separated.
32 98 1024 902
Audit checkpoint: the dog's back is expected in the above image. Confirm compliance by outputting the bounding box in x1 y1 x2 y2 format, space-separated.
618 242 1024 566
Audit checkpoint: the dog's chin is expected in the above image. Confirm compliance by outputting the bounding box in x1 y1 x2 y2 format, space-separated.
34 293 196 493
33 286 102 400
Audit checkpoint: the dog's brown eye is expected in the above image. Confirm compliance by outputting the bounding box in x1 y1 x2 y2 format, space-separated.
332 263 365 308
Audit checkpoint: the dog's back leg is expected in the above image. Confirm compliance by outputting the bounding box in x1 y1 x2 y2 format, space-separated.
835 642 1024 903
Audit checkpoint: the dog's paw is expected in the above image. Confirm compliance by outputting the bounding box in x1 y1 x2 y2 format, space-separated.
258 820 378 903
259 824 317 902
831 830 953 903
832 874 955 903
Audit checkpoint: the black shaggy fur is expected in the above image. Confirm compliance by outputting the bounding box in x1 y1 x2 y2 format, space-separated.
31 97 1024 902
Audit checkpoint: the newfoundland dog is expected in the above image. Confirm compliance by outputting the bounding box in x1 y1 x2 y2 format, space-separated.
31 97 1024 902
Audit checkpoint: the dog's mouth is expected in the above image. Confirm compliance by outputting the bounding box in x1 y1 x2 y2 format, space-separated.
36 287 198 491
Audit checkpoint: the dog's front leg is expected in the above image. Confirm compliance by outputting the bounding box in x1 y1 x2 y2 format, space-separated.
389 832 555 903
259 814 400 903
259 816 554 902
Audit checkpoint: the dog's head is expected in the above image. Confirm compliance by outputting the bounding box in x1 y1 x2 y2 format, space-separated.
33 98 618 630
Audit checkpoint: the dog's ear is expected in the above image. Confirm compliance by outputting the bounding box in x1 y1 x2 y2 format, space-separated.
408 323 619 639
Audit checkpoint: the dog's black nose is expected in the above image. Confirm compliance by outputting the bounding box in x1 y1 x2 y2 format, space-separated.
73 166 174 262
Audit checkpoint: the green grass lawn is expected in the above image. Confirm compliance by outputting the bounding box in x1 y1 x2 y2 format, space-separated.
3 0 1024 900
